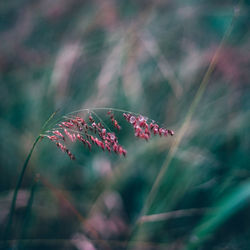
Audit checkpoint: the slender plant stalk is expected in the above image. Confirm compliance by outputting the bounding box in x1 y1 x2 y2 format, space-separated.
3 136 40 242
126 2 241 249
3 110 58 243
140 8 237 220
18 177 38 250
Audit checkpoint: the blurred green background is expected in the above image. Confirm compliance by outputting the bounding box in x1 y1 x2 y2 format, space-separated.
1 0 250 249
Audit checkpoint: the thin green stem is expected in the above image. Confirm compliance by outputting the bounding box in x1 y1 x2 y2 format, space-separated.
3 136 40 242
53 107 171 133
3 110 58 244
126 2 241 249
67 107 135 115
18 177 38 249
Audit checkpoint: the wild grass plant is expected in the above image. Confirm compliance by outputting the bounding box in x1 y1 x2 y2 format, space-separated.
3 108 174 248
1 0 250 249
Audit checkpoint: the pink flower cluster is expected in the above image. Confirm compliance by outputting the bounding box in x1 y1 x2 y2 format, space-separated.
123 113 174 140
45 110 174 160
46 113 127 160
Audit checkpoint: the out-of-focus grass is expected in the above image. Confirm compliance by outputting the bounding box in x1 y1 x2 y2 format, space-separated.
1 0 250 249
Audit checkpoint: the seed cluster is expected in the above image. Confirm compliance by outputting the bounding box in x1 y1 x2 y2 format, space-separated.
45 111 174 160
123 113 174 140
46 113 126 160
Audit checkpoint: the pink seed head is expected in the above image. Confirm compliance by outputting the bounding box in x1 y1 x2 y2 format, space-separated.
153 127 158 135
101 128 106 136
169 130 174 136
129 116 136 124
88 115 94 123
109 133 116 141
106 144 111 152
53 130 64 139
138 115 145 123
122 149 127 156
47 135 59 141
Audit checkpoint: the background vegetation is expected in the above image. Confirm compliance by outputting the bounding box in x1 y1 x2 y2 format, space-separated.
0 0 250 249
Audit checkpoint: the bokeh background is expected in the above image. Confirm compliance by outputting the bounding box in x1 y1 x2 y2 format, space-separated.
1 0 250 249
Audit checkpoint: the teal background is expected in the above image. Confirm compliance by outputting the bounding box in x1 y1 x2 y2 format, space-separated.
0 1 250 249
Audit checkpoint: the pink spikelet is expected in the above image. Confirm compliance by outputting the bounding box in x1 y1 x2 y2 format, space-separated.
46 135 75 160
64 129 76 142
56 141 75 160
53 130 65 140
108 111 121 130
47 135 60 141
